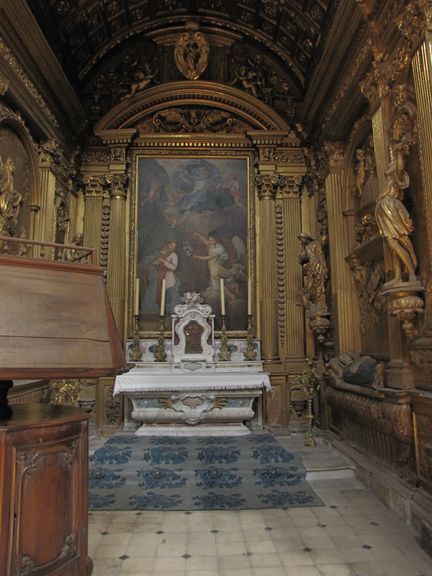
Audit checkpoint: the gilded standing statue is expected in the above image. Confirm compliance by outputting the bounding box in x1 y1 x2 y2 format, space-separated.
0 155 21 236
298 233 328 316
375 144 417 286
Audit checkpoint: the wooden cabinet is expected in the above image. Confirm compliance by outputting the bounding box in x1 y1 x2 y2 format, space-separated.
0 404 92 576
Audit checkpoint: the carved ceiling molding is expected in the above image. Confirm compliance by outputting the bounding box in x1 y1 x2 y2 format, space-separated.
0 35 59 128
95 81 290 132
0 73 8 96
321 38 370 133
26 1 334 90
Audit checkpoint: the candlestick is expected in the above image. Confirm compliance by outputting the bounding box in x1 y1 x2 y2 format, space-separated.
129 314 142 362
247 277 252 315
220 278 225 315
153 315 167 362
134 278 140 316
160 278 166 316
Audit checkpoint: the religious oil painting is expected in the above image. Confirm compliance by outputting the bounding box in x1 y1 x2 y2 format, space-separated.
136 156 249 332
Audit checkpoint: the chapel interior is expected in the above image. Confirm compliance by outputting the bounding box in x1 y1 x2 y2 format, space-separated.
2 0 432 574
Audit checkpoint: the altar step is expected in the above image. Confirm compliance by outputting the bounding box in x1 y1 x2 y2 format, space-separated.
273 430 358 486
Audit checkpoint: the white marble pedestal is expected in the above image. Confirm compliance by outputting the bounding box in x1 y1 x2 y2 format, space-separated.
114 370 270 436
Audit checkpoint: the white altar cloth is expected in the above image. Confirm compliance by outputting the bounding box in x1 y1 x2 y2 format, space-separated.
114 371 271 395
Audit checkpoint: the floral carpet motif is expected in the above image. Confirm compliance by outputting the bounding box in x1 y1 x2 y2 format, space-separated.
88 433 323 511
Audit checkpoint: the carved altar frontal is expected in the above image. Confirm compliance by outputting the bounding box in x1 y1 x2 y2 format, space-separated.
114 293 270 435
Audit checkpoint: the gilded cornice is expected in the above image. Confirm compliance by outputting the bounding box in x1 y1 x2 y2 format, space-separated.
95 82 290 132
321 42 370 132
0 34 59 128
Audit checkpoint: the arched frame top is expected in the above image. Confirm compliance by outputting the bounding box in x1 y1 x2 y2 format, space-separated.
95 81 291 133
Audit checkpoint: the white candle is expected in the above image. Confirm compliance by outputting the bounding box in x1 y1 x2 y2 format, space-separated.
160 278 166 316
247 277 252 315
134 278 140 316
220 278 225 316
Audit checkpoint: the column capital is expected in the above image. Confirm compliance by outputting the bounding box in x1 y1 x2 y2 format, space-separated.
255 173 286 200
83 175 106 199
106 173 128 199
322 141 345 174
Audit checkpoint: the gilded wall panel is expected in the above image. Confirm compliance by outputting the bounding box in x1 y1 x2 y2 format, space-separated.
0 124 32 237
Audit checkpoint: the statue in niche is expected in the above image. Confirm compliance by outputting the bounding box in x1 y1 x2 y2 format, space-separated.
298 233 328 316
375 143 418 286
353 149 366 198
174 23 210 80
0 155 22 236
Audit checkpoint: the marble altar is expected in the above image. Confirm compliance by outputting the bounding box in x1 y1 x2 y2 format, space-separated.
114 293 270 435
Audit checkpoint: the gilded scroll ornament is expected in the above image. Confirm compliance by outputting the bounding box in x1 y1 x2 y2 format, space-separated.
174 23 209 80
375 144 418 287
0 155 22 236
152 108 236 133
0 74 8 96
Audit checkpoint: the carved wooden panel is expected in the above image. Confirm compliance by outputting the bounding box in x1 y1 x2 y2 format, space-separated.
0 404 91 576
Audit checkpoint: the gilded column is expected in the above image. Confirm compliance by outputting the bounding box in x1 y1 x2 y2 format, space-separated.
281 176 305 360
82 176 105 260
106 173 128 337
324 142 362 354
255 173 283 362
35 146 56 243
412 25 432 261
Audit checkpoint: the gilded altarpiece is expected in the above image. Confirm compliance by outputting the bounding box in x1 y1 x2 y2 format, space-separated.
84 68 312 433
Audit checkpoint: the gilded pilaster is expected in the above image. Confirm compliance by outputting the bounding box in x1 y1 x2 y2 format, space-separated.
412 37 432 261
280 176 305 360
255 173 283 362
35 147 56 243
83 176 105 260
324 142 361 354
106 172 128 336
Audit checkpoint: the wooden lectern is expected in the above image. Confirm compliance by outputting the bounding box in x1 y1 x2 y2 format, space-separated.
0 236 126 576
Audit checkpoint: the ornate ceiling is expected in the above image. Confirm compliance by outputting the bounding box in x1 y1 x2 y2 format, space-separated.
27 0 335 94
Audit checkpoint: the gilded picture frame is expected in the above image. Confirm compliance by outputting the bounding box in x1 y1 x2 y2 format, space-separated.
133 154 252 334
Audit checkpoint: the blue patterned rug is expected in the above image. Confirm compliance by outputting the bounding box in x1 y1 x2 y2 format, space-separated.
89 433 323 511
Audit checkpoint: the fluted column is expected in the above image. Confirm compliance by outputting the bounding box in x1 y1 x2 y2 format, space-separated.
412 35 432 263
324 142 362 354
255 173 282 362
106 173 128 337
83 176 105 261
34 148 56 243
281 177 304 360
